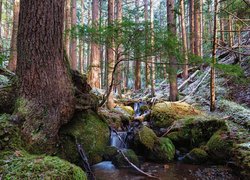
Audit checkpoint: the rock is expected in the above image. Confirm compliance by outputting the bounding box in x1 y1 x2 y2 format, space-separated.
0 150 87 180
119 105 134 116
112 149 140 168
103 146 119 161
139 105 150 114
151 102 201 129
183 148 208 164
207 130 234 163
59 110 110 165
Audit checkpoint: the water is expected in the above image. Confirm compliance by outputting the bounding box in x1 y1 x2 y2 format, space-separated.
93 162 238 180
134 102 147 117
110 130 127 149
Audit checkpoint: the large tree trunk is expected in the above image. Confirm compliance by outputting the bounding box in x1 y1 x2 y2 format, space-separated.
16 0 75 153
0 0 2 40
167 0 178 101
150 0 155 97
107 0 115 109
88 0 101 88
180 0 188 80
144 0 150 88
70 0 77 70
8 0 20 72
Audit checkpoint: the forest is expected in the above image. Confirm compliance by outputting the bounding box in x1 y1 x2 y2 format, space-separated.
0 0 249 179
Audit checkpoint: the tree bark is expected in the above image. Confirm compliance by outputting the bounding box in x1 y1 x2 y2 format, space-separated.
78 0 85 74
150 0 155 97
180 0 188 80
144 0 150 88
228 15 233 47
64 0 71 56
0 0 2 39
167 0 178 101
194 0 201 56
88 0 101 88
70 0 77 70
189 0 195 54
107 0 115 109
8 0 20 72
16 0 75 153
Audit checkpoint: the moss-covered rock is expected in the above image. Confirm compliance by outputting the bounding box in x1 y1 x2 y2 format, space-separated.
59 110 109 165
135 125 158 150
151 102 202 129
148 138 175 162
112 149 140 168
0 85 16 114
206 130 234 163
0 150 87 180
0 114 23 151
120 105 134 116
103 146 119 161
183 148 208 164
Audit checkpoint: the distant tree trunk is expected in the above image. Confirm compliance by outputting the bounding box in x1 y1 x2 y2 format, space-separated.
144 0 150 88
189 0 195 54
0 0 2 39
88 0 101 88
180 0 188 80
194 0 201 56
16 0 75 153
70 0 77 70
167 0 178 101
65 0 71 56
220 19 225 42
134 0 141 90
107 0 115 109
116 0 123 97
150 0 155 97
228 15 233 47
78 0 85 73
210 0 218 112
8 0 20 72
200 0 203 57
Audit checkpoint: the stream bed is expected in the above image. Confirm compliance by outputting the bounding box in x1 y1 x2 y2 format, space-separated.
93 161 238 180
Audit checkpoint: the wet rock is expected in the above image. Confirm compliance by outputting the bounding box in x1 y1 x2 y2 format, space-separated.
59 110 110 165
112 149 140 168
183 148 208 164
103 146 119 161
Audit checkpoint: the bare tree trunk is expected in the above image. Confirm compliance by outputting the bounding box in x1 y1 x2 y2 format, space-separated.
134 0 141 90
194 0 201 56
88 0 101 88
180 0 188 80
228 15 233 47
150 0 155 97
167 0 178 101
0 0 2 39
17 0 75 153
144 0 150 88
70 0 77 70
220 19 225 42
107 0 115 109
210 0 218 112
200 0 203 57
189 0 195 54
65 0 71 56
8 0 20 72
78 0 85 74
87 1 91 69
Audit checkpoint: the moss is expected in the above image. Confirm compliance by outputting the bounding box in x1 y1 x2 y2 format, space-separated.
0 150 87 180
137 126 158 150
151 102 202 128
120 106 134 116
207 130 234 162
150 138 175 162
112 149 139 168
103 146 119 161
14 98 30 120
139 105 150 114
59 110 109 165
0 114 23 151
183 148 208 164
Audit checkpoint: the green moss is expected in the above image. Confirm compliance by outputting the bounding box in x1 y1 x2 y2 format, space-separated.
139 105 150 114
59 110 109 165
103 146 119 161
112 149 139 168
14 98 30 119
207 130 234 162
183 148 208 164
0 114 23 151
120 106 134 116
0 150 87 180
137 126 158 150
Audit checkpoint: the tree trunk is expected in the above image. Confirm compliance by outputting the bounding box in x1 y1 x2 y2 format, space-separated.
167 0 178 101
0 0 2 39
107 0 115 109
64 0 71 56
210 0 218 112
134 0 141 90
194 0 201 56
228 15 233 47
88 0 101 88
144 0 150 88
150 0 155 97
70 0 77 70
78 0 85 74
16 0 75 153
180 0 188 80
8 0 20 72
189 0 195 54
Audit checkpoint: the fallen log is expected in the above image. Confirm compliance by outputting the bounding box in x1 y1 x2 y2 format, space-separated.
178 70 200 91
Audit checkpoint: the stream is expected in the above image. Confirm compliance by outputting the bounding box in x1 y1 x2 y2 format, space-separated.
92 102 239 180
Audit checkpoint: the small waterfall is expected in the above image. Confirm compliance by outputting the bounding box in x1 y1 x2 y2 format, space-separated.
110 130 127 149
134 102 150 118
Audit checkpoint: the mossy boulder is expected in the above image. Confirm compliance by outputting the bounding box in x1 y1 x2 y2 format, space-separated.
0 150 87 180
103 146 119 161
0 114 23 151
183 148 208 164
147 137 175 162
59 110 110 165
120 105 134 116
139 105 150 114
112 149 140 168
206 130 234 163
151 102 201 129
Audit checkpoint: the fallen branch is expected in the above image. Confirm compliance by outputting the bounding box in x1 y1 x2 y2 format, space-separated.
161 121 177 137
178 70 200 91
118 149 160 179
